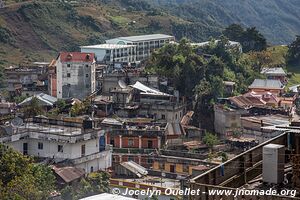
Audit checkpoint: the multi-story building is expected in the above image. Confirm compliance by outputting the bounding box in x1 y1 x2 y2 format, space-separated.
101 118 167 149
0 116 112 173
48 52 96 99
5 63 48 96
248 79 284 96
80 44 137 63
106 34 175 61
261 67 287 84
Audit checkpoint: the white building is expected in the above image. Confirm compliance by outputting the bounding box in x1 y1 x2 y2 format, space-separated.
191 40 243 53
80 44 137 63
49 52 96 99
0 117 112 173
106 34 175 61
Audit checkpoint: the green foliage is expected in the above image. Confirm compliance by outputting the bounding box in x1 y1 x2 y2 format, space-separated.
203 132 219 150
61 185 74 200
218 152 228 162
147 38 260 129
287 35 300 65
23 97 44 118
223 24 267 52
0 144 56 200
56 99 66 111
0 27 14 44
13 94 28 104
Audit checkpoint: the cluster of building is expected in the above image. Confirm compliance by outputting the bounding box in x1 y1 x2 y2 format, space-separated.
0 34 221 200
2 32 300 199
214 67 298 143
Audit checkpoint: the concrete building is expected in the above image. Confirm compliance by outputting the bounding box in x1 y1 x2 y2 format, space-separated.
80 44 137 63
248 79 284 96
0 116 112 173
214 104 245 138
106 34 175 61
49 52 96 99
261 67 287 84
100 69 159 94
101 118 167 149
189 124 300 200
5 63 48 96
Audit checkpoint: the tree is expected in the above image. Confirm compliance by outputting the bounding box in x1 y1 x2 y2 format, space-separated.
223 24 244 41
0 144 56 200
223 24 267 52
61 185 74 200
56 99 66 112
203 132 219 152
23 97 44 118
70 102 84 117
287 35 300 65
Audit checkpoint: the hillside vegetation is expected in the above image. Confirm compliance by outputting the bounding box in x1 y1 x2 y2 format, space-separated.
1 0 300 65
151 0 300 44
0 0 186 64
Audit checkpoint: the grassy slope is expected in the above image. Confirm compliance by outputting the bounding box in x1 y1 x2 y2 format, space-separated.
0 1 187 65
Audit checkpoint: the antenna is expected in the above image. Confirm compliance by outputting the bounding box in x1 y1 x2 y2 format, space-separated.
118 79 127 89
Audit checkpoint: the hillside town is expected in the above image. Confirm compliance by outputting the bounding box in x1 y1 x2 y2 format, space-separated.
1 27 300 200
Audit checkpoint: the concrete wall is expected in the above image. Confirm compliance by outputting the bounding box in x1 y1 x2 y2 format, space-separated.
214 105 243 137
8 137 100 160
189 133 289 200
56 59 96 99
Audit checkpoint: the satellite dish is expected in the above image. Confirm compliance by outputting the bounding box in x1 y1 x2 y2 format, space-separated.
118 80 127 89
11 117 24 127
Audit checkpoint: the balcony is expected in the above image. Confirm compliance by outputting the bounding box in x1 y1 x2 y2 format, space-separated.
71 146 112 165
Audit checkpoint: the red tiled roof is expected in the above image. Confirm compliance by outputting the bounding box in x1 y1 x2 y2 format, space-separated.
59 52 95 63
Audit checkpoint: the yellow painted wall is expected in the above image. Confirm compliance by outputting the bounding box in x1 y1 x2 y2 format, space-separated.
153 161 159 170
165 163 170 172
176 164 183 173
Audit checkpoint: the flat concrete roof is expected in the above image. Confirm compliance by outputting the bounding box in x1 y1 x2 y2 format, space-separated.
108 34 174 42
81 44 136 49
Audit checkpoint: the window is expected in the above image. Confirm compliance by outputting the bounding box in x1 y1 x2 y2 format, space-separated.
147 158 153 164
175 114 178 120
81 144 85 156
58 145 63 152
85 74 89 78
38 142 43 150
67 64 70 67
161 114 166 120
85 65 89 68
67 73 70 77
90 166 94 172
128 139 134 147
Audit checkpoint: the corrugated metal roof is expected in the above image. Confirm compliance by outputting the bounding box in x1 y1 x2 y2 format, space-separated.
131 81 172 96
120 161 148 178
18 93 57 107
261 67 286 75
248 79 284 89
52 166 85 183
